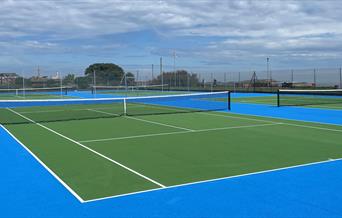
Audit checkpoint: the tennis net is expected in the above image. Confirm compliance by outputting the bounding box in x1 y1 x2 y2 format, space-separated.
0 91 230 125
277 89 342 106
92 84 170 96
0 87 68 99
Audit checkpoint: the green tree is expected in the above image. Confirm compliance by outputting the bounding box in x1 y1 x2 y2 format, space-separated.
125 72 135 86
85 63 125 85
75 76 92 89
152 70 199 87
63 74 76 86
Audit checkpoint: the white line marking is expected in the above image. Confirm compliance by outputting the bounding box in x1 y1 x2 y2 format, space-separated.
227 111 342 128
84 158 342 203
201 111 342 133
0 124 85 203
7 108 166 189
201 112 279 124
79 123 282 143
79 131 188 143
282 123 342 132
88 108 194 132
127 116 194 132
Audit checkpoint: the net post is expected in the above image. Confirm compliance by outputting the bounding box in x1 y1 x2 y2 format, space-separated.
228 91 231 111
123 98 127 116
277 89 280 107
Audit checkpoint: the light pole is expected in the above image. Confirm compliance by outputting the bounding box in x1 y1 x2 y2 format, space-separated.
267 57 270 87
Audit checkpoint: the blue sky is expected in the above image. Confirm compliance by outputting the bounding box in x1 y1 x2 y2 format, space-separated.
1 0 342 77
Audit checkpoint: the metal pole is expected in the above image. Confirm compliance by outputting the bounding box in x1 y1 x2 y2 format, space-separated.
173 50 176 88
238 72 241 88
267 57 269 87
187 73 190 92
152 64 154 82
291 69 294 84
60 72 63 98
93 70 96 96
124 72 128 96
339 67 342 88
160 57 163 92
22 71 25 98
224 72 227 90
211 73 213 92
314 69 316 88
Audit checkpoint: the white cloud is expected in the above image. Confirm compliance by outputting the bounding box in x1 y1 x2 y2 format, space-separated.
1 0 342 70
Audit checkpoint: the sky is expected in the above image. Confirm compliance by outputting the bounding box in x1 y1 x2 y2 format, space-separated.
1 0 342 77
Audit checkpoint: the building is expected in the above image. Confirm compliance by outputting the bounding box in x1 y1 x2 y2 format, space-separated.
0 73 18 85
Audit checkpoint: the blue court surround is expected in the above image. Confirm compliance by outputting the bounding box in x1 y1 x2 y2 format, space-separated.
1 92 342 217
1 125 342 217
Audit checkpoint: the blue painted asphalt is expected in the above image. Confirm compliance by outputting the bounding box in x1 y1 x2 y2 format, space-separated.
1 125 342 217
231 102 342 126
1 91 342 217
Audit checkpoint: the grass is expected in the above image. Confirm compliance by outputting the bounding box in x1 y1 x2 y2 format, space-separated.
3 103 342 202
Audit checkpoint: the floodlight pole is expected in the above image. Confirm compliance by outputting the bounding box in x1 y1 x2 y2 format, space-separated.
93 70 96 96
339 67 342 89
314 69 316 88
224 72 227 90
22 71 25 98
173 50 176 87
152 64 154 82
211 72 213 92
267 57 270 87
60 72 63 98
160 57 163 92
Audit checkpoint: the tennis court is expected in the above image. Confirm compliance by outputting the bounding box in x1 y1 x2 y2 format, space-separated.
232 90 342 110
0 87 72 100
2 91 342 202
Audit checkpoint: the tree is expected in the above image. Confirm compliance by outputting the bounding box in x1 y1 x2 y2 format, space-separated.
75 76 92 89
85 63 125 85
152 70 200 87
63 74 75 86
125 72 135 86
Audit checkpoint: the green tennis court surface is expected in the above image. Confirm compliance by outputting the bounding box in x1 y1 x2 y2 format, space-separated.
3 105 342 202
95 90 192 97
232 95 342 110
0 94 73 100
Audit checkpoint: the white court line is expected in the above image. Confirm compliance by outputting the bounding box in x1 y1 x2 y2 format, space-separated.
201 112 280 124
84 157 342 203
88 108 194 132
226 111 342 129
79 123 282 143
282 123 342 133
0 124 85 203
7 108 166 189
